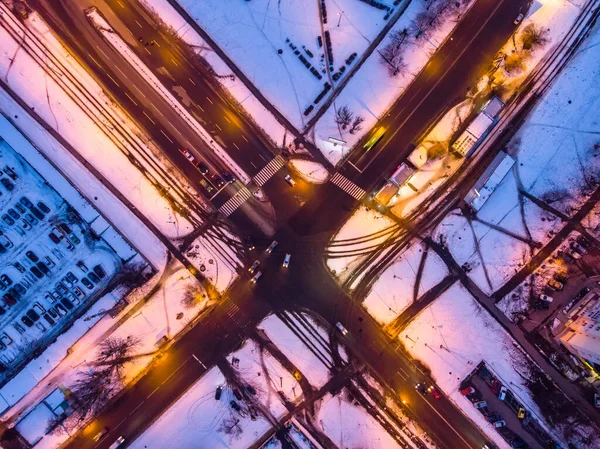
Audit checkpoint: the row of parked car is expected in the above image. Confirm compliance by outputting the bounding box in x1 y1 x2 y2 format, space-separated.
0 262 106 339
0 196 51 236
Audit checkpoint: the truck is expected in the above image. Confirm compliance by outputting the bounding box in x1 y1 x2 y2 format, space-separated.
372 162 416 206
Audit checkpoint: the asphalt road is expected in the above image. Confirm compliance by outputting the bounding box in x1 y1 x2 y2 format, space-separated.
18 0 527 447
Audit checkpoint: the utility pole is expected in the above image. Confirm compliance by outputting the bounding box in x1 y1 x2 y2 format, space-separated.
337 11 344 27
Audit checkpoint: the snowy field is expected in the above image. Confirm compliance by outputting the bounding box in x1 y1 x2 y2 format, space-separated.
130 367 272 449
326 206 397 282
433 9 600 296
363 239 448 325
259 314 332 389
166 0 402 130
289 158 329 184
313 0 473 165
399 283 553 449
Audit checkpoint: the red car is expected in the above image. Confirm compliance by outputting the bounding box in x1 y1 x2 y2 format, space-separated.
428 386 441 399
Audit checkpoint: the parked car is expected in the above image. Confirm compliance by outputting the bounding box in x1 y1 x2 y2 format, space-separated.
539 294 553 304
30 266 43 279
60 297 74 310
73 287 85 299
283 253 291 268
26 251 39 262
4 167 17 180
21 316 34 327
0 178 14 191
0 235 13 248
54 303 67 316
1 215 14 226
3 294 16 306
266 240 278 254
20 219 31 231
229 401 241 412
68 233 81 245
44 256 56 269
15 203 26 214
513 13 524 24
0 274 12 286
37 262 49 275
547 279 564 291
81 277 94 290
498 386 508 401
33 303 45 315
0 333 13 346
20 197 33 208
93 265 106 279
493 420 507 428
48 232 61 244
66 272 78 284
250 271 262 284
56 283 68 296
77 260 89 272
214 386 223 400
24 214 38 225
7 209 19 219
29 206 44 220
88 271 100 283
248 260 260 275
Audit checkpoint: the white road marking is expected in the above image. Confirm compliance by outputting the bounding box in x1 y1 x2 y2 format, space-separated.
151 104 164 116
105 73 120 87
135 19 143 28
95 45 109 59
224 116 231 124
242 135 248 142
233 142 239 150
192 354 206 369
160 129 173 143
115 65 128 79
188 77 196 85
142 111 155 124
87 53 101 67
170 58 179 66
117 0 125 7
144 47 152 55
125 92 138 105
215 124 222 131
206 97 214 104
153 40 161 47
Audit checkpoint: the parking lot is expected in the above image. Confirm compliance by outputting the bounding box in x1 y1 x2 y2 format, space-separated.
0 140 121 380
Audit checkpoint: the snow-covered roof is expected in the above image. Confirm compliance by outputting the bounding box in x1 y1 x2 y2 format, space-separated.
467 112 494 138
15 402 54 445
465 152 515 211
482 96 504 118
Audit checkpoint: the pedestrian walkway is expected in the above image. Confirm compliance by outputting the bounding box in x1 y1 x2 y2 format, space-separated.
219 187 252 217
330 172 366 200
253 155 285 186
223 301 248 329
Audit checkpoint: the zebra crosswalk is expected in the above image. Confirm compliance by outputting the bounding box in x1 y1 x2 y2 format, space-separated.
253 155 285 186
330 172 366 200
219 187 252 217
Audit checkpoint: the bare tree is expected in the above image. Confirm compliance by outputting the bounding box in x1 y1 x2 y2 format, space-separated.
349 115 365 134
520 24 549 51
218 415 243 439
95 336 141 375
181 287 207 309
68 368 120 424
411 10 435 38
504 52 526 74
334 106 354 130
380 44 408 77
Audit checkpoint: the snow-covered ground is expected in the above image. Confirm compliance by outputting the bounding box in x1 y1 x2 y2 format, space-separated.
289 158 329 184
315 389 404 449
313 0 473 165
326 206 397 282
162 0 403 131
259 314 331 389
363 239 448 325
399 283 553 449
433 7 600 296
130 367 272 449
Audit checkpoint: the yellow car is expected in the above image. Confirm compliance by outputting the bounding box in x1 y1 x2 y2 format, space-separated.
363 126 386 152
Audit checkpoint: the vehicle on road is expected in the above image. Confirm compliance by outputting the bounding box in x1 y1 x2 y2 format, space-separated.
460 386 475 396
594 393 600 408
250 271 262 284
283 253 291 268
197 162 209 175
428 386 441 399
222 171 235 183
93 427 109 442
493 420 506 428
415 383 427 395
248 260 260 274
498 386 507 401
363 126 386 152
266 240 278 254
284 175 296 187
199 179 214 193
211 174 225 188
215 386 222 400
245 236 255 251
109 436 125 449
336 322 348 336
513 13 524 24
180 148 198 165
547 279 563 291
474 401 487 409
539 294 553 304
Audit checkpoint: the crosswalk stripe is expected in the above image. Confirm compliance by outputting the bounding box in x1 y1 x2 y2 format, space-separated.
253 155 285 186
219 187 252 217
330 173 366 200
